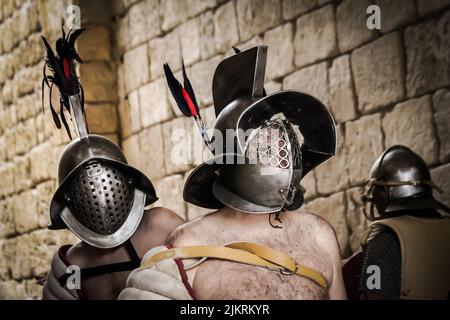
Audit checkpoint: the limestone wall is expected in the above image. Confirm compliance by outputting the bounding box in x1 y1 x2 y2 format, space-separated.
116 0 450 258
0 0 449 299
0 0 121 298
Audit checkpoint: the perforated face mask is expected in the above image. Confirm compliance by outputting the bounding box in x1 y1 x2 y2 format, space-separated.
58 158 148 249
64 160 136 235
212 118 304 213
246 120 292 170
48 134 157 249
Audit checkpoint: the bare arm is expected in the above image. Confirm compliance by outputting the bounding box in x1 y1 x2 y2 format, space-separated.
328 236 347 300
315 219 347 300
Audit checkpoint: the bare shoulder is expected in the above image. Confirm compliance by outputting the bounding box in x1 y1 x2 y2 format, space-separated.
166 213 214 246
290 211 339 250
66 241 83 261
285 210 323 229
132 207 186 253
141 207 186 232
66 241 95 267
292 210 335 232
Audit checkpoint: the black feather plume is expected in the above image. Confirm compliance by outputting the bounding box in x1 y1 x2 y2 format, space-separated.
182 60 199 115
163 63 191 117
163 62 213 152
41 25 86 138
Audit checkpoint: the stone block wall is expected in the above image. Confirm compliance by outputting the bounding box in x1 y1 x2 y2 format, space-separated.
0 0 449 299
115 0 450 258
0 0 121 298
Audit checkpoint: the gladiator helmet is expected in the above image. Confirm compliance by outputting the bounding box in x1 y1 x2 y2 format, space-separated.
42 28 157 248
361 145 450 220
181 46 337 213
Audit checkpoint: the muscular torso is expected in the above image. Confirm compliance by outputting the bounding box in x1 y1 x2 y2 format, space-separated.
65 207 184 299
169 208 336 300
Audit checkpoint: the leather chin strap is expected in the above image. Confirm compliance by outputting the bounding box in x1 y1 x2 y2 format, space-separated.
140 241 328 291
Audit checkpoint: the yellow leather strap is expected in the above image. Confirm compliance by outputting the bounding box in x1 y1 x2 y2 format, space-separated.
140 242 328 290
226 242 328 290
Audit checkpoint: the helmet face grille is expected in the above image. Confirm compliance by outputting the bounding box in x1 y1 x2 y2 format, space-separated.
246 120 291 169
65 160 135 235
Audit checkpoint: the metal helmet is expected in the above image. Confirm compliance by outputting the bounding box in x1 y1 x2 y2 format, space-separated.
183 46 336 213
42 28 157 248
361 145 450 219
49 134 158 248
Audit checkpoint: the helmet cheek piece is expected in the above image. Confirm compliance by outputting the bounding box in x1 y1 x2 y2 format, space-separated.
361 179 388 221
361 180 374 221
372 185 390 219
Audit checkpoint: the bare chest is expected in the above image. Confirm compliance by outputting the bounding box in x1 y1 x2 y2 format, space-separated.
172 215 332 299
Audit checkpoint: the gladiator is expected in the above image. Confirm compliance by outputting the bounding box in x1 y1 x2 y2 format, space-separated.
39 28 184 300
119 47 347 300
357 146 450 300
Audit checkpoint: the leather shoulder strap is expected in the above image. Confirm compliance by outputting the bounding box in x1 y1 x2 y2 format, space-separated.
141 241 328 290
124 238 141 263
57 240 141 286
